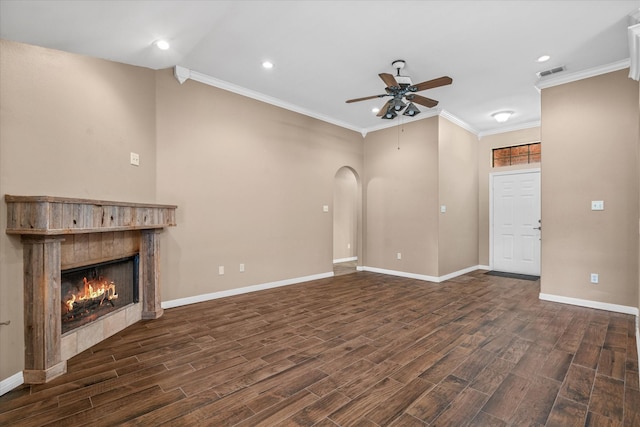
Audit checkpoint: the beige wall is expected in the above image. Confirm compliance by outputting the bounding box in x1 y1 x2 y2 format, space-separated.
363 118 440 276
333 167 358 261
0 40 157 380
154 69 364 301
477 127 541 266
3 38 638 390
362 116 480 278
438 117 479 276
0 42 363 383
541 69 639 307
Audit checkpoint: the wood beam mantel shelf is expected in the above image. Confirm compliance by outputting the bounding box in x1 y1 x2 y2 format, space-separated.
5 195 177 384
5 195 176 235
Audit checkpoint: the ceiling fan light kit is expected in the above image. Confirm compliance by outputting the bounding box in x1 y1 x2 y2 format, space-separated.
403 103 421 117
346 60 452 120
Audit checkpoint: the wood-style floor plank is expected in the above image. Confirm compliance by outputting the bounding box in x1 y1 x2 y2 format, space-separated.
0 270 637 426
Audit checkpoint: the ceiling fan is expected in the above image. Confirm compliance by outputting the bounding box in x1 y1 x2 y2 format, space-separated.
346 60 452 119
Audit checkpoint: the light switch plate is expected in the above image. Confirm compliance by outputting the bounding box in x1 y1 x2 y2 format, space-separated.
591 200 604 211
130 152 140 166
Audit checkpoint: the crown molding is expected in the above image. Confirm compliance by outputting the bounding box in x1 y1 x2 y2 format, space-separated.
173 66 363 135
478 121 541 139
535 59 630 90
439 110 478 135
629 19 640 80
174 65 538 140
360 109 440 137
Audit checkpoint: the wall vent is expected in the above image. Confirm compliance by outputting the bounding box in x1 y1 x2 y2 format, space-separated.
536 66 566 78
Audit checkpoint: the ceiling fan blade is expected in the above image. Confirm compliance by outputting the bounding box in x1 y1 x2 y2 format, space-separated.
346 94 388 103
377 100 392 117
411 76 453 92
408 94 439 108
379 73 399 88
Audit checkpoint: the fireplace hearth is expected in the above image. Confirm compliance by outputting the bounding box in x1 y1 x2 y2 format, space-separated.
5 195 177 384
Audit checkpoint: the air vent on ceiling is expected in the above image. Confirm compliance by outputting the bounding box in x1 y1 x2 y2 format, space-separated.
536 66 566 78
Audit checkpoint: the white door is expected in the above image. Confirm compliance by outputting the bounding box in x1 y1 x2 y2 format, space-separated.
491 170 541 275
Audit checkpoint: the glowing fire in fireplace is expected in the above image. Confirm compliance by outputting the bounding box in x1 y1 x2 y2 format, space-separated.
64 277 119 312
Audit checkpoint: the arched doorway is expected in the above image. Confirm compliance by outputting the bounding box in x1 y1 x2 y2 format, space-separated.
333 166 360 276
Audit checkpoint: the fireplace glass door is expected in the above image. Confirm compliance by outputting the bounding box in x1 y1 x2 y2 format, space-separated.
61 255 139 334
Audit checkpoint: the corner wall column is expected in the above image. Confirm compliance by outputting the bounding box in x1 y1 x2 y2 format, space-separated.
140 229 163 319
22 236 67 383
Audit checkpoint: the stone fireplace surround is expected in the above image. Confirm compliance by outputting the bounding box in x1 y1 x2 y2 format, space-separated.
5 195 177 384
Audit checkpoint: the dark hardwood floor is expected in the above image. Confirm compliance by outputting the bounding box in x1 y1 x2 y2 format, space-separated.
1 270 638 426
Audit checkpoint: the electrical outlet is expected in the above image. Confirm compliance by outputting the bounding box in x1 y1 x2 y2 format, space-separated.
240 263 245 272
397 252 402 260
590 273 599 284
130 152 140 166
218 266 224 275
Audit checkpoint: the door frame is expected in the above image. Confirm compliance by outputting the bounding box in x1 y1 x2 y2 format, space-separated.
489 168 541 273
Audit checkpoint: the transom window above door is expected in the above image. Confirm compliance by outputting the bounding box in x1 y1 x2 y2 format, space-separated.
492 142 541 167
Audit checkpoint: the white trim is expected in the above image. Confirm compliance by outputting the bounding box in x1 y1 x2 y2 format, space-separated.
629 22 640 81
173 68 486 140
539 293 639 316
478 121 541 139
161 272 334 309
636 316 640 386
333 257 357 264
173 66 363 134
490 167 541 177
477 265 491 271
363 110 440 134
535 59 630 90
438 265 483 282
359 266 438 282
0 371 23 396
363 109 478 137
360 265 483 283
439 110 478 135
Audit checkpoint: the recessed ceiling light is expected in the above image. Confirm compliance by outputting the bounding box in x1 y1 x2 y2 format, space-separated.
371 107 380 113
262 61 274 69
492 111 514 123
537 55 550 63
155 40 170 50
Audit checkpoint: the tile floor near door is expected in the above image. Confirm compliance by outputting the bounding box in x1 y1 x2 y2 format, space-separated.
0 270 638 426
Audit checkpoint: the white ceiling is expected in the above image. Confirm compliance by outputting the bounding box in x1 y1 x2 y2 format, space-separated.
1 1 638 137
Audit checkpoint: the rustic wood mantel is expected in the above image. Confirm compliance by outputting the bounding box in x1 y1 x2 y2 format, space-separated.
5 195 177 235
5 195 177 383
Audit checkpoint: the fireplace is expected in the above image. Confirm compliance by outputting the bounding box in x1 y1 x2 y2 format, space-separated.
5 195 177 384
61 255 139 334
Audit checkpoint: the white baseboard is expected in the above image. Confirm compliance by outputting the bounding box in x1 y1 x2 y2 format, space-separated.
333 257 357 264
636 316 639 385
161 271 334 309
539 293 639 316
477 265 491 270
0 371 23 396
359 265 484 283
